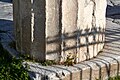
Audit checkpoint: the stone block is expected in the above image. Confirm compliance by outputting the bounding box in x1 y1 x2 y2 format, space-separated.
13 0 107 62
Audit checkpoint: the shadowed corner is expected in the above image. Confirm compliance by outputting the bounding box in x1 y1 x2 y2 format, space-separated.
0 0 12 3
0 19 18 57
0 19 13 25
106 5 120 19
0 19 13 42
0 19 13 34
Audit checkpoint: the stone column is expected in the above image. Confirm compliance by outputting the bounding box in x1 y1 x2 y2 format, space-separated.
13 0 107 62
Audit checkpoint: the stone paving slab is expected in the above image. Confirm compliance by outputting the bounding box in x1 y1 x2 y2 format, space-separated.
109 0 120 5
0 1 13 20
0 0 120 80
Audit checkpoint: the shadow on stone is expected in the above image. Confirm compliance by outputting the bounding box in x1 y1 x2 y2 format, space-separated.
0 19 14 43
0 19 13 33
105 27 120 43
0 0 12 3
106 5 120 19
0 19 13 23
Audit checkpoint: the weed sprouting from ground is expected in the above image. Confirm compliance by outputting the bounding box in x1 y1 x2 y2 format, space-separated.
0 43 30 80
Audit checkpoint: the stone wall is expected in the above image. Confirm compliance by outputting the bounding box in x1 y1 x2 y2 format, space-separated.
13 0 107 62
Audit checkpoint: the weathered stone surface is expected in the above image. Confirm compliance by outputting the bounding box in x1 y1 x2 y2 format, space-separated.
2 0 120 80
61 0 78 61
77 0 107 62
0 1 13 20
31 0 46 61
13 0 107 62
110 0 120 5
24 51 120 80
23 17 120 80
46 0 60 61
1 0 120 80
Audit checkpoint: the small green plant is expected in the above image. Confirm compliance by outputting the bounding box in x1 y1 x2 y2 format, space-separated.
0 43 30 80
19 53 34 62
95 76 120 80
19 52 77 66
40 60 57 66
64 53 77 66
108 76 120 80
19 54 57 66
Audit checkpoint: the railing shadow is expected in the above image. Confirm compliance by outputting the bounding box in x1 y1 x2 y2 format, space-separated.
24 3 120 80
34 3 120 80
